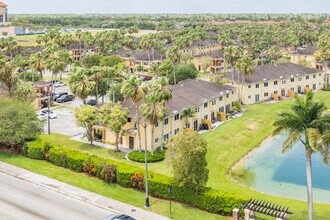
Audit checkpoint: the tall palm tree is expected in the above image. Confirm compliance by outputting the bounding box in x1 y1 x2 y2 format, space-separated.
166 46 182 84
273 91 330 220
121 75 145 152
90 66 106 105
0 60 19 96
181 106 196 128
235 56 255 102
69 67 95 104
154 77 172 150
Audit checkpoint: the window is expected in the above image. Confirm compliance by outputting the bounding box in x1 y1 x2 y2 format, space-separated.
219 107 224 112
186 123 190 128
248 95 251 99
127 118 132 122
313 75 316 79
174 114 180 121
174 128 180 135
195 107 200 113
264 82 268 87
274 81 278 85
232 91 234 95
256 84 259 88
204 115 208 120
274 91 278 94
219 96 223 101
164 118 169 125
319 73 322 77
306 85 309 88
212 99 216 106
291 87 294 91
298 78 302 82
248 85 251 88
143 62 148 66
226 94 229 98
164 134 169 141
282 80 286 84
155 122 159 127
290 78 294 82
0 15 3 23
204 102 208 108
264 92 268 97
155 138 159 143
306 75 310 80
231 102 235 107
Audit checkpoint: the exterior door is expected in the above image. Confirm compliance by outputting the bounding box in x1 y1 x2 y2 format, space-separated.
129 137 134 149
255 94 260 103
211 112 215 121
225 104 230 113
281 89 285 97
313 84 316 90
194 120 198 131
298 86 301 93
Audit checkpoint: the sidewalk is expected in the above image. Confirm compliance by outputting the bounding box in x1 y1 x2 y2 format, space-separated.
0 162 171 220
70 134 133 154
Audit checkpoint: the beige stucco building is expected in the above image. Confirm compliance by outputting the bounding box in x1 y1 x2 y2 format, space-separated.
0 2 7 24
182 39 221 57
69 43 102 61
193 50 225 73
228 63 325 105
94 79 238 151
290 46 317 69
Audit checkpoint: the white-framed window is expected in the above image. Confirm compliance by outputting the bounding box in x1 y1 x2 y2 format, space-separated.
274 81 278 85
298 78 302 81
264 92 268 97
306 75 310 80
219 96 223 101
212 99 216 106
155 138 159 143
313 75 316 79
164 118 169 125
264 82 268 87
174 128 180 135
155 122 159 127
204 102 208 108
195 107 200 113
256 84 259 88
274 91 278 94
282 80 286 84
164 134 169 141
204 115 208 120
248 95 251 99
248 85 251 88
174 114 180 121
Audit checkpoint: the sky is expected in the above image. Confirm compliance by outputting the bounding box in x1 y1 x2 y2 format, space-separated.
4 0 330 14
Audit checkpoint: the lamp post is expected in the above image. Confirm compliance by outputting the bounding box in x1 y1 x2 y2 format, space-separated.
47 97 50 134
139 122 149 207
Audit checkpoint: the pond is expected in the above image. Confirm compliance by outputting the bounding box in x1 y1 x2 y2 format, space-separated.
243 133 330 204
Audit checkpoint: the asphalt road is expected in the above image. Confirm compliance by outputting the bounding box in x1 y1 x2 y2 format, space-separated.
0 172 113 220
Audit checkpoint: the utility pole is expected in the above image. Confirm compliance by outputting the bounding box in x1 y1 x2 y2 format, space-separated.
140 122 150 207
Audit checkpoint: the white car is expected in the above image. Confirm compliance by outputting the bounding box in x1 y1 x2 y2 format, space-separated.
54 81 66 87
39 110 57 119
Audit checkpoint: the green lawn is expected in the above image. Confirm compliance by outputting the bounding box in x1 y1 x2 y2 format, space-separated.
202 91 330 219
198 72 209 78
0 150 226 220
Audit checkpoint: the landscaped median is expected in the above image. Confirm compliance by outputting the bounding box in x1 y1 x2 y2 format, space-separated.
19 139 247 218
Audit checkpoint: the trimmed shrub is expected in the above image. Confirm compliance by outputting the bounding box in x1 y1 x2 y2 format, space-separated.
116 164 142 187
131 172 144 190
49 148 68 168
83 157 97 176
100 163 117 183
66 151 88 172
26 141 45 160
128 148 166 163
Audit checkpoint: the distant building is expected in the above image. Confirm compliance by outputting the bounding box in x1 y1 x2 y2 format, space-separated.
193 50 225 73
291 46 317 68
0 2 8 24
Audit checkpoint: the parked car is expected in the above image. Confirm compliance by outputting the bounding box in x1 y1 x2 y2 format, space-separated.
56 94 74 103
54 81 66 87
86 99 97 106
41 110 57 119
142 75 152 81
53 92 68 101
37 113 48 120
103 214 135 220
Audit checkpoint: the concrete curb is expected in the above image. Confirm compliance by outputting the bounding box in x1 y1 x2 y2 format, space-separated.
0 162 171 220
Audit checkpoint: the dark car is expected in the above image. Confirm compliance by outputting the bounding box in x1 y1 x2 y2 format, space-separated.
142 75 152 81
103 214 135 220
53 92 68 101
56 94 74 103
86 99 97 106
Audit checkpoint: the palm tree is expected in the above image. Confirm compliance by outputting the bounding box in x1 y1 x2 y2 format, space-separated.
166 46 182 84
29 52 45 79
273 91 330 220
69 67 95 104
90 66 106 105
121 75 145 152
154 77 172 150
0 60 19 96
181 106 196 128
235 56 255 102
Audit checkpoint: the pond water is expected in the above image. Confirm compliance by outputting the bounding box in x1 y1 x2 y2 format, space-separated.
244 133 330 204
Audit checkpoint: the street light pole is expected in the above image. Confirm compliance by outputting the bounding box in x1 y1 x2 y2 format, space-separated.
47 97 50 135
140 122 150 207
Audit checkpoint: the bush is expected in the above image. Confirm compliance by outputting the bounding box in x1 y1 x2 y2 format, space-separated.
49 148 68 168
26 141 45 160
66 151 88 172
116 164 142 187
100 162 117 183
131 172 144 190
322 84 330 91
128 148 166 163
83 157 97 176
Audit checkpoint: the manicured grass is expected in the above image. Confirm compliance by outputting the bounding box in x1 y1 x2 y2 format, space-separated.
202 91 330 219
198 72 209 78
15 34 41 47
0 150 226 220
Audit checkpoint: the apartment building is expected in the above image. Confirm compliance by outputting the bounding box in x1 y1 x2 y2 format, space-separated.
193 50 225 73
229 63 325 105
182 39 221 57
290 46 317 68
69 43 102 61
94 79 237 151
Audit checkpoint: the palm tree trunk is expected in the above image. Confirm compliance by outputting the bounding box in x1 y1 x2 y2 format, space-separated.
306 150 313 220
88 126 93 146
151 125 154 155
136 104 142 153
115 134 119 152
95 82 99 105
173 67 177 84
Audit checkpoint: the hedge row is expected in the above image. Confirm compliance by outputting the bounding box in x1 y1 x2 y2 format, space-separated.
25 141 247 216
128 148 166 163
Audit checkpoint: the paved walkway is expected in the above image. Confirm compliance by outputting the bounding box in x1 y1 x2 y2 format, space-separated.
70 134 133 154
0 162 171 220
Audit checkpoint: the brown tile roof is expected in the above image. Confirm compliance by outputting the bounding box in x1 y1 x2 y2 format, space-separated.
123 78 235 118
195 50 224 59
229 63 320 84
0 2 7 7
111 49 166 61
